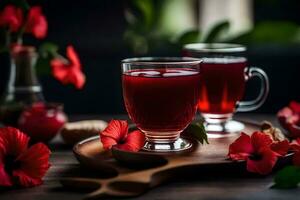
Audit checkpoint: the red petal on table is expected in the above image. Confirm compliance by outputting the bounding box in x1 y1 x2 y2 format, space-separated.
251 131 273 151
293 151 300 167
100 120 128 150
290 139 300 152
14 143 51 187
0 164 12 187
294 138 300 145
116 130 145 152
228 133 253 160
286 114 299 125
100 136 118 150
270 140 290 156
25 6 47 39
290 101 300 115
0 5 23 32
12 170 42 187
277 107 293 130
0 127 29 158
277 107 293 118
101 120 128 140
247 147 278 175
288 123 300 139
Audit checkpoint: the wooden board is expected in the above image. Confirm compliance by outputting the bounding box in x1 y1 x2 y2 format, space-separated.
60 121 292 199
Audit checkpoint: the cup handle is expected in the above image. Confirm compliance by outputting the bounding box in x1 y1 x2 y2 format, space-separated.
237 67 269 112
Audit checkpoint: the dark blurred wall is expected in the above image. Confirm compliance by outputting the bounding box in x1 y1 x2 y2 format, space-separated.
39 0 129 114
1 0 300 115
255 0 300 22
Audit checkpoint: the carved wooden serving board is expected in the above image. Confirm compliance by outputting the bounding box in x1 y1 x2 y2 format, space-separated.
60 121 292 199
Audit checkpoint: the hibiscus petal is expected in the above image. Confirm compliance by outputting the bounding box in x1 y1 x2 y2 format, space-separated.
290 101 300 115
12 170 42 187
13 143 50 187
228 132 253 160
251 131 273 151
69 69 86 89
247 147 278 175
270 140 290 156
100 120 129 150
290 139 300 152
0 5 23 32
293 151 300 167
50 58 69 82
0 127 29 157
288 123 300 139
32 15 47 39
116 130 145 152
50 46 85 89
66 45 81 68
100 136 117 150
277 107 293 129
25 6 47 39
0 163 13 187
101 120 128 141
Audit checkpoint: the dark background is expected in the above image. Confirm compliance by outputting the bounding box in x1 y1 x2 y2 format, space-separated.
1 0 300 115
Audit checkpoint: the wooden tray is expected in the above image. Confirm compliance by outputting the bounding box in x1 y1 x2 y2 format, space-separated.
60 121 292 199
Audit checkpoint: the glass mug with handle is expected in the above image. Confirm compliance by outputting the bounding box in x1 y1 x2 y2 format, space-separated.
183 43 269 137
122 57 202 152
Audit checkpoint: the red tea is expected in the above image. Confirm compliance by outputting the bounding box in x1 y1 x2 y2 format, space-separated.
198 58 246 115
122 68 201 132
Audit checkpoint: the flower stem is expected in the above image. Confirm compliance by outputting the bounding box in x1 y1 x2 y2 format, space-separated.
16 26 25 45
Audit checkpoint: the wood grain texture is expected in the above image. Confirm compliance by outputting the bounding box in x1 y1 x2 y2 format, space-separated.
0 114 299 200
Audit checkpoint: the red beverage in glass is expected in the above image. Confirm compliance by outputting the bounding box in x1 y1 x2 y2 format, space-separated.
122 68 201 132
183 43 269 135
198 58 247 115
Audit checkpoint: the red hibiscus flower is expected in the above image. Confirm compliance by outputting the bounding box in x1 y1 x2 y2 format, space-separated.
228 132 289 175
277 101 300 138
100 120 145 152
50 45 85 89
0 127 50 187
24 6 47 39
0 5 23 32
290 139 300 167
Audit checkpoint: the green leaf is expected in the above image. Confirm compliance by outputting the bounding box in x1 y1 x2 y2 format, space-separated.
228 21 300 44
36 42 59 76
203 21 230 43
251 21 300 44
35 56 51 76
176 29 201 46
186 121 208 145
126 0 154 31
39 42 59 58
271 166 300 189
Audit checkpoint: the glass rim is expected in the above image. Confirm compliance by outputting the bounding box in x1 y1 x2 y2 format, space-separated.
183 43 246 53
121 57 202 66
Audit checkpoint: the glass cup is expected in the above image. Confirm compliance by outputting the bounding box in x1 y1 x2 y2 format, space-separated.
121 57 202 152
183 43 269 137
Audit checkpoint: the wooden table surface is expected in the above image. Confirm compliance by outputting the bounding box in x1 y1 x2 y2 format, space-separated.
1 114 300 200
